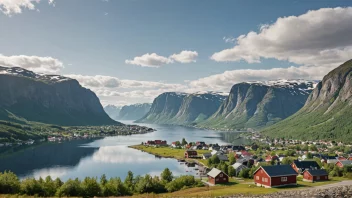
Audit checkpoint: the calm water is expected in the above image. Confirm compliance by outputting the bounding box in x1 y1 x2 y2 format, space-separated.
0 121 247 180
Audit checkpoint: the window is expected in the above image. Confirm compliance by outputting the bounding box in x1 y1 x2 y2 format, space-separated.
256 176 259 180
317 176 320 180
281 177 287 182
262 178 265 182
220 174 223 177
223 178 226 181
265 178 268 182
216 178 219 181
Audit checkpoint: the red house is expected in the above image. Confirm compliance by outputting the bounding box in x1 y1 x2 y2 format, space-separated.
184 150 198 158
265 155 278 162
254 165 298 188
335 160 352 168
303 169 328 182
291 160 320 174
207 168 229 185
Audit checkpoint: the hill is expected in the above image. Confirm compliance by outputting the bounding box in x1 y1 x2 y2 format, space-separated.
262 60 352 142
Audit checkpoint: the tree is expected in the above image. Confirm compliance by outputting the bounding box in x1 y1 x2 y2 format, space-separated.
54 178 63 189
238 168 250 178
57 178 82 197
285 150 296 157
124 171 134 193
210 155 220 165
104 177 128 196
306 152 313 159
161 168 173 183
80 177 102 197
228 166 236 177
310 145 318 151
175 141 181 146
229 154 236 165
181 138 187 145
43 176 57 196
20 178 44 196
0 171 20 194
281 157 294 165
100 174 107 186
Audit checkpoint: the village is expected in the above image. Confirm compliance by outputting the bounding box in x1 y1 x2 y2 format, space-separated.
0 124 155 148
134 136 352 189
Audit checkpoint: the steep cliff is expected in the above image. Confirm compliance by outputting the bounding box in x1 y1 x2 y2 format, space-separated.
200 80 316 130
262 60 352 142
0 66 119 126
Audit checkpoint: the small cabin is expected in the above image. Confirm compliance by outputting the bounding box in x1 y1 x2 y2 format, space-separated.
207 168 229 185
303 169 328 182
254 165 298 188
184 150 198 158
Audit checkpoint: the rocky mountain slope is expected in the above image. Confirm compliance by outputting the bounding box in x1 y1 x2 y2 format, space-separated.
104 105 122 120
136 92 226 125
262 60 352 142
118 103 151 120
199 80 317 131
0 66 119 126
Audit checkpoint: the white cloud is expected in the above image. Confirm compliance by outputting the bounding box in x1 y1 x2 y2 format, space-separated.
189 66 331 92
211 7 352 68
0 0 55 16
65 74 122 88
170 50 198 63
0 54 64 74
126 50 199 67
125 53 173 68
223 36 236 43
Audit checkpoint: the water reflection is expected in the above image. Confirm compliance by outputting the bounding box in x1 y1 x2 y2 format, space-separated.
1 122 248 181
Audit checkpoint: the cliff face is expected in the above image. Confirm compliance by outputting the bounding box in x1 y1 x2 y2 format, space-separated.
200 80 316 130
118 103 151 120
0 66 119 126
262 60 352 142
136 92 187 124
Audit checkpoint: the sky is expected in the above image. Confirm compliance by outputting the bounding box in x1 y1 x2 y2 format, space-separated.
1 0 352 106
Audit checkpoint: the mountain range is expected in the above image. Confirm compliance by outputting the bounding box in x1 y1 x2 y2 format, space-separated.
136 92 227 125
0 66 119 126
198 80 317 131
262 60 352 142
104 103 151 121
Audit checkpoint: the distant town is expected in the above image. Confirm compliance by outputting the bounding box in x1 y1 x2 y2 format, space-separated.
0 124 155 148
133 133 352 188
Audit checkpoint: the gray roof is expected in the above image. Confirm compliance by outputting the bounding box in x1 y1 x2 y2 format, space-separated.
293 160 320 169
258 165 298 177
203 153 212 157
207 168 227 178
338 160 352 166
217 154 229 161
232 162 247 169
305 169 328 176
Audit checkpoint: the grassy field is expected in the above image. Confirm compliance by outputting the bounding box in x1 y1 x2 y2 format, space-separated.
129 145 210 160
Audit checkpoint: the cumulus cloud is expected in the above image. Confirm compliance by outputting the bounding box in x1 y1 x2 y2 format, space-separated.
125 53 173 68
170 50 198 63
0 0 55 16
211 7 352 68
65 74 121 88
126 50 198 67
0 54 64 74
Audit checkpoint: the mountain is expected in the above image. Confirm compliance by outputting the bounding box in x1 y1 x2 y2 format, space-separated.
104 105 122 120
262 60 352 142
199 80 317 131
0 66 119 126
136 92 226 125
118 103 151 120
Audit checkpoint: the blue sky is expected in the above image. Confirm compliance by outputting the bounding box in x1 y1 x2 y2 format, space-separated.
1 0 352 105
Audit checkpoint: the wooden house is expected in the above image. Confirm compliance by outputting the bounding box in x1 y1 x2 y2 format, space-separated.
254 165 298 188
184 150 198 158
335 160 352 168
207 168 229 185
291 160 320 174
303 169 328 182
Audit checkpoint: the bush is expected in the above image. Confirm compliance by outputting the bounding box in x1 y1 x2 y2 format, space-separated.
57 178 82 197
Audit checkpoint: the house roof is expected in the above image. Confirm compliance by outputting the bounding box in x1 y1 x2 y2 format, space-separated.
185 150 197 153
232 162 247 169
217 155 229 161
293 160 319 169
207 168 228 178
337 160 352 165
304 169 328 176
255 165 298 177
203 153 212 157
